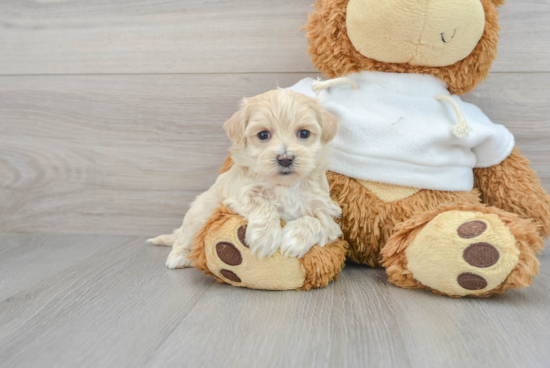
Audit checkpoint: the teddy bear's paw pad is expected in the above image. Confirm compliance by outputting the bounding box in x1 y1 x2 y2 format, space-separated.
220 269 241 283
204 217 306 290
216 242 243 266
457 221 487 239
405 211 520 296
462 242 499 268
237 226 249 248
456 272 488 290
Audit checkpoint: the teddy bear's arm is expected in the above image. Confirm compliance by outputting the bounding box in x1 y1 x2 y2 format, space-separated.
474 147 550 238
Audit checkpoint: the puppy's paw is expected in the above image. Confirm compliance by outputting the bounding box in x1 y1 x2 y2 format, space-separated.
166 250 193 269
245 220 282 259
326 220 343 243
280 222 317 258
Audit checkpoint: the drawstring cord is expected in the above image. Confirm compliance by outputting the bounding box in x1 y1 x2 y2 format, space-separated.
312 77 358 95
435 95 472 138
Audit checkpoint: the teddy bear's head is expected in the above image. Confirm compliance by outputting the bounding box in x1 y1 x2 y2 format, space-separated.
306 0 504 95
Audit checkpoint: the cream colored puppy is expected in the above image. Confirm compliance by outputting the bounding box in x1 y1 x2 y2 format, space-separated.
149 89 342 269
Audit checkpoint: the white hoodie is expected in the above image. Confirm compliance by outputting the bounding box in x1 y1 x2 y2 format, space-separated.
287 71 514 192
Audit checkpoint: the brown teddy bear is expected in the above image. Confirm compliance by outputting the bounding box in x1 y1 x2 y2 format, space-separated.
188 0 550 297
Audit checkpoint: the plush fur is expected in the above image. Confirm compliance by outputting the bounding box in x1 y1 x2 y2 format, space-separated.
151 89 342 268
188 204 348 290
382 203 543 298
299 238 348 290
328 172 482 267
297 0 550 297
305 0 502 95
474 147 550 238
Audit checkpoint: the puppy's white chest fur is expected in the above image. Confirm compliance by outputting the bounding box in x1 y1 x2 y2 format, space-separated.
262 184 307 222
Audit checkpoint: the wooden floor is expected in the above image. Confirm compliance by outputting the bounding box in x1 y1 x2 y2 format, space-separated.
0 234 548 368
2 0 550 367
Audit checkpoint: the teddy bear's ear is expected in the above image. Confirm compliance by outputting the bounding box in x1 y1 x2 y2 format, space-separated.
223 99 248 145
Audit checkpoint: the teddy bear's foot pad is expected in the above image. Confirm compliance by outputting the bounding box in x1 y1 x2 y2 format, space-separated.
219 269 241 282
189 205 348 291
405 211 520 296
204 216 307 290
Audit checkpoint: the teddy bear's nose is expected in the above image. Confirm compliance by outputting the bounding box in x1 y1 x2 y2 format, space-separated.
277 154 294 167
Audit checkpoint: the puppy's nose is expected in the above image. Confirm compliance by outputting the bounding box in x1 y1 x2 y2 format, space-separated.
277 154 294 168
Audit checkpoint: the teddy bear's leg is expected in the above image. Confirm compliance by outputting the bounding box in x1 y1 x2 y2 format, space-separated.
382 203 544 297
327 171 483 268
187 205 348 290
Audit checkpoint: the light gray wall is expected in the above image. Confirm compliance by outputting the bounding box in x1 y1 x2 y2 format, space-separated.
1 0 549 236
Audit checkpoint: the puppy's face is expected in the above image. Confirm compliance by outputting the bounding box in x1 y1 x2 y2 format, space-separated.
224 89 338 186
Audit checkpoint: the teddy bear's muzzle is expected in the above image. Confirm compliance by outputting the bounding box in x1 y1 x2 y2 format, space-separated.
345 0 487 67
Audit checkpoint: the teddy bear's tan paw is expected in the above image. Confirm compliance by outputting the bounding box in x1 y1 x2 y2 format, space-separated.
204 217 306 290
188 205 348 291
405 211 520 297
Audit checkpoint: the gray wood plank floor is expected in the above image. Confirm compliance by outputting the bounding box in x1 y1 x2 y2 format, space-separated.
0 234 548 368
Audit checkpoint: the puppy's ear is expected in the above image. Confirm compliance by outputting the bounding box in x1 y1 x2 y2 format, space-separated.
223 99 248 145
320 110 339 144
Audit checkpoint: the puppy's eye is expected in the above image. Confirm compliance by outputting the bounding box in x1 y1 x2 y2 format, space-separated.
258 131 270 140
298 130 310 139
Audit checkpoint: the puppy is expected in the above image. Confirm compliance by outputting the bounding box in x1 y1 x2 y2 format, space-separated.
149 89 342 269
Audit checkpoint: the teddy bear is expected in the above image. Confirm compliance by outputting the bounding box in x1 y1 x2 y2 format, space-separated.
188 0 550 297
